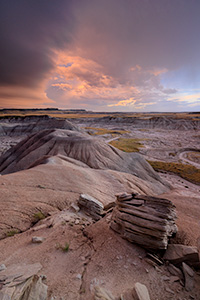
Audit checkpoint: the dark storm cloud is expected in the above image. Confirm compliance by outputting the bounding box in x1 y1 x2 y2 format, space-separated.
74 0 200 78
1 0 200 110
0 0 75 87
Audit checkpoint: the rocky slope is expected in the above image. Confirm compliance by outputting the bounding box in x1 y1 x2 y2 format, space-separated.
0 129 170 193
0 115 80 136
0 152 171 239
76 116 200 130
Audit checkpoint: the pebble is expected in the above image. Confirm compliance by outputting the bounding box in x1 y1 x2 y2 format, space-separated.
63 215 71 222
75 219 80 225
0 264 6 272
76 274 82 280
170 276 180 283
70 203 80 213
165 287 175 294
161 275 170 281
32 236 45 243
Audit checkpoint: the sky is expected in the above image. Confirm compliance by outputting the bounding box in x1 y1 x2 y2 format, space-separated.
0 0 200 112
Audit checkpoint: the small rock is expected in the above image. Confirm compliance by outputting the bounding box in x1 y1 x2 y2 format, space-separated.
32 224 47 231
32 236 45 243
147 253 163 266
170 276 180 282
94 286 115 300
167 264 184 281
182 262 194 292
40 274 47 280
70 203 80 213
197 236 200 260
165 287 174 294
78 194 104 221
144 258 157 267
124 265 128 269
163 244 199 265
76 274 82 280
161 275 170 281
133 282 151 300
0 264 6 272
63 215 71 222
75 219 80 225
154 266 162 273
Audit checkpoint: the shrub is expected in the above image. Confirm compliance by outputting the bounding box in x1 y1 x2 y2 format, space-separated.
6 229 19 237
33 211 45 222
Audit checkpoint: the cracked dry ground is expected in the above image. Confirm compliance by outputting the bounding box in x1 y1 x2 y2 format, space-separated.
1 209 200 300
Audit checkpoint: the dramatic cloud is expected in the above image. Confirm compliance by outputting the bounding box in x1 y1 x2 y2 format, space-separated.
0 0 200 111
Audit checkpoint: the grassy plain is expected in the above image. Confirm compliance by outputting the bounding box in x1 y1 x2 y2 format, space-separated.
148 161 200 185
109 138 144 152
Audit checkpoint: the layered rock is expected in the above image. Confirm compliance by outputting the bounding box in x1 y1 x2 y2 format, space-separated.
0 129 170 195
78 194 105 220
110 193 177 250
163 244 199 265
0 115 80 136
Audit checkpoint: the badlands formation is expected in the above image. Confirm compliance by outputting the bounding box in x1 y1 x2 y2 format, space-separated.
0 113 200 300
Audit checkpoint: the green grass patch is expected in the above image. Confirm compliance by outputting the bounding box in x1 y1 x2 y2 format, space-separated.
62 242 70 252
109 138 144 152
148 160 200 184
6 229 19 237
84 127 129 136
33 211 46 222
56 242 70 252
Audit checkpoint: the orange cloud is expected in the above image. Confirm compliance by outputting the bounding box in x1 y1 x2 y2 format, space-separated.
108 98 136 107
48 50 141 107
0 85 55 109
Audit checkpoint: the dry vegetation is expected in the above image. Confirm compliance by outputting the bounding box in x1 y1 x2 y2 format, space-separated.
109 138 144 152
1 109 199 120
148 160 200 185
84 127 129 136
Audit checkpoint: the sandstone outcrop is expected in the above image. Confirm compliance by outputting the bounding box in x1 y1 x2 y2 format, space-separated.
110 193 177 250
0 263 47 300
182 262 194 292
78 194 105 220
163 244 199 265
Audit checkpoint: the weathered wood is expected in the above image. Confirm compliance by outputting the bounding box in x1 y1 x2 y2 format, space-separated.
113 217 167 239
78 194 104 220
117 201 172 219
113 210 168 235
110 193 177 250
118 207 168 224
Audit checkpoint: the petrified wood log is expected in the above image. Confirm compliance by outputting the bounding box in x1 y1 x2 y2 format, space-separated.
110 193 177 250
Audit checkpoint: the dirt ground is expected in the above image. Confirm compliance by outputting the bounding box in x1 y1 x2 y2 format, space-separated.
0 116 200 299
